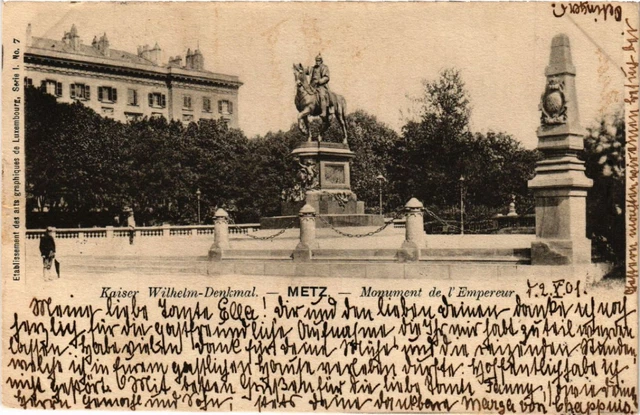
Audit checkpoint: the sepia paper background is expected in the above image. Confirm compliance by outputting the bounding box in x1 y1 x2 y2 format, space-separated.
2 1 639 413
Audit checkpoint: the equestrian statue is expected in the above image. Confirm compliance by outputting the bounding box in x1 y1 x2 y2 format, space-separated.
293 54 348 144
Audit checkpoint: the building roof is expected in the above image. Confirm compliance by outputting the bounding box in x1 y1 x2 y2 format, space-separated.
27 34 243 88
30 36 157 67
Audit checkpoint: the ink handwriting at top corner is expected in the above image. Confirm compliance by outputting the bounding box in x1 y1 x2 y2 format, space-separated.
552 3 568 18
552 2 623 23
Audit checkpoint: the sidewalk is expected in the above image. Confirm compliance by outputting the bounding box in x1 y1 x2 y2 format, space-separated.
25 228 536 278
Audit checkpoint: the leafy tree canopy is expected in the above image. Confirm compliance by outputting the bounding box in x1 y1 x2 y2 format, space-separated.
393 69 540 216
583 111 626 266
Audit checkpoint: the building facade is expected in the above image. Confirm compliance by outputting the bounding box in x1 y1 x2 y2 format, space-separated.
24 24 242 128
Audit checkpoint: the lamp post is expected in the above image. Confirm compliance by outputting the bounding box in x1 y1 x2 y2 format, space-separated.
376 174 386 216
196 188 201 224
459 176 465 235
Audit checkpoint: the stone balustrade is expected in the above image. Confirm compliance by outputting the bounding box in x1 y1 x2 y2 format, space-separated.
25 223 260 240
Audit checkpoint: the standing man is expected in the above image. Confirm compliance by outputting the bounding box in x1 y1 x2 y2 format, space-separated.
39 226 56 281
126 209 136 245
308 53 331 116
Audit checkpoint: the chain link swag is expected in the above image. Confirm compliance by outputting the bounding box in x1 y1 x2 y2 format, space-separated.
317 208 406 239
228 217 298 241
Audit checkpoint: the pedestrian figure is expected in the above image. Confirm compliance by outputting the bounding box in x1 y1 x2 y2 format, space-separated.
127 209 136 245
39 226 57 281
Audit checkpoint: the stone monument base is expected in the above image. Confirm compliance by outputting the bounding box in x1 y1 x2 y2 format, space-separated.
281 190 365 216
262 141 383 229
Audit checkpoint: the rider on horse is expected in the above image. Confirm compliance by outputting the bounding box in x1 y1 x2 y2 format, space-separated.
308 53 331 116
293 55 348 143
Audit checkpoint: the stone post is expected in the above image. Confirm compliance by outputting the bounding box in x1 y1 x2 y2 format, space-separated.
293 204 318 262
209 208 230 261
397 198 425 261
162 223 170 238
106 226 114 238
528 34 593 265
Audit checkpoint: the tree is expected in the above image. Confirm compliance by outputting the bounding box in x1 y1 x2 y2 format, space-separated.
394 69 474 207
26 87 129 227
394 69 539 220
464 131 540 215
243 128 301 220
25 87 256 226
583 112 625 269
414 68 471 140
123 117 194 224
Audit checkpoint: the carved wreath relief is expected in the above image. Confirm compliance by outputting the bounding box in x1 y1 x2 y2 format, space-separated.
540 77 567 125
331 192 351 208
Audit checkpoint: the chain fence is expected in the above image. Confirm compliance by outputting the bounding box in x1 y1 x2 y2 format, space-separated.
228 217 298 241
423 207 461 233
226 202 532 241
423 206 535 235
317 207 406 239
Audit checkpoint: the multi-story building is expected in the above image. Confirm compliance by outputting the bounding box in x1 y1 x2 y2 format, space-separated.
24 24 242 128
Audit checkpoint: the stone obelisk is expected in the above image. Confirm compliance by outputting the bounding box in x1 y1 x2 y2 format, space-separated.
528 34 593 265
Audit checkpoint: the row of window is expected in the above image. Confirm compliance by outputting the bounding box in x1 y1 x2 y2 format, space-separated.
27 78 234 114
183 96 233 114
123 112 228 125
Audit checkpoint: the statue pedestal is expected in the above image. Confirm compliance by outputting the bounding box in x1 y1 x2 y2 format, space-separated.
261 142 384 229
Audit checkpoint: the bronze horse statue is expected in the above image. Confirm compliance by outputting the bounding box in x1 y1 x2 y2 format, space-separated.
293 63 348 144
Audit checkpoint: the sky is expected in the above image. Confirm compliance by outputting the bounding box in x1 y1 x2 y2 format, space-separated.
9 1 632 148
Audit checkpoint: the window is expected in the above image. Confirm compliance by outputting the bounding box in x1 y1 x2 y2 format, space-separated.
70 83 91 101
218 100 233 115
101 107 114 117
127 89 138 106
148 93 166 108
183 95 192 110
98 86 117 103
202 97 212 112
182 114 194 122
24 77 33 88
41 80 62 96
125 112 143 122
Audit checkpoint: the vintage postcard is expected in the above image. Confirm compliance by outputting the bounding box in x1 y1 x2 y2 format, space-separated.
2 1 639 412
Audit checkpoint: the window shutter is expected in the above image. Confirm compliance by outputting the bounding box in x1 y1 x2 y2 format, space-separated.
85 85 91 100
161 94 166 108
112 88 117 102
133 90 137 105
56 82 62 96
70 84 76 98
229 101 233 114
148 93 153 106
218 100 222 113
98 87 104 102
